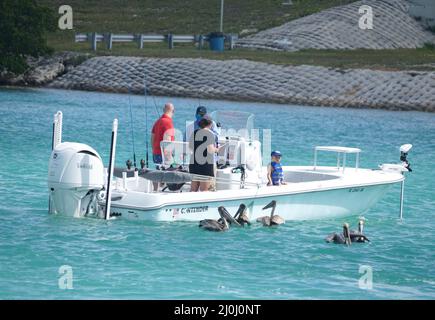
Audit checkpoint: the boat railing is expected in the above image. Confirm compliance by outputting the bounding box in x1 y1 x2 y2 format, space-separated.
313 146 361 173
160 141 192 167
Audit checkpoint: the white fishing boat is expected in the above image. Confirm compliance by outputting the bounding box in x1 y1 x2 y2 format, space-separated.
47 110 412 221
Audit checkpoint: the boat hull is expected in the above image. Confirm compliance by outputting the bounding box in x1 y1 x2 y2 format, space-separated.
108 182 394 221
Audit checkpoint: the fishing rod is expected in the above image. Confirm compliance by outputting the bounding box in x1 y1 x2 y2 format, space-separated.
143 67 149 169
152 95 161 118
128 86 137 168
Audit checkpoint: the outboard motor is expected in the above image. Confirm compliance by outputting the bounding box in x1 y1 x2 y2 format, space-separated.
48 142 105 217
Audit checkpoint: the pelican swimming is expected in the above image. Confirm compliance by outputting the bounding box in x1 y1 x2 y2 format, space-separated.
233 204 251 227
199 207 231 232
256 200 285 226
218 206 243 228
349 219 370 243
325 223 352 245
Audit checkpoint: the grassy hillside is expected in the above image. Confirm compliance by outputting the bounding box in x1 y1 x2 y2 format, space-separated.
42 0 357 50
42 0 357 34
40 0 435 71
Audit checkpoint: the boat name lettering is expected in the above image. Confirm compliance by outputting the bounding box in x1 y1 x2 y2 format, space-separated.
180 206 209 214
349 187 364 192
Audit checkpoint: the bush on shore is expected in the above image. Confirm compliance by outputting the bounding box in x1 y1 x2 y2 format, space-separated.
0 0 56 74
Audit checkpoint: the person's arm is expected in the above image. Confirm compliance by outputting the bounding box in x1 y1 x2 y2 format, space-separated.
217 142 227 151
162 120 175 141
163 128 174 141
267 164 273 186
207 143 220 154
207 139 227 154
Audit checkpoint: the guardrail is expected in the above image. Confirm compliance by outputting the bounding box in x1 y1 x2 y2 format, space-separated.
75 32 238 51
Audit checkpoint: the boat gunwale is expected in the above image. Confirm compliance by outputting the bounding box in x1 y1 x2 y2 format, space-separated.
108 178 403 212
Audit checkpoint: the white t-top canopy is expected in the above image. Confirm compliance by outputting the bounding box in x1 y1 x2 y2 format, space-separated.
315 146 361 154
313 146 361 172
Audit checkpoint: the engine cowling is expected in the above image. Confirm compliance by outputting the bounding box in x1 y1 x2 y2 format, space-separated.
48 142 105 217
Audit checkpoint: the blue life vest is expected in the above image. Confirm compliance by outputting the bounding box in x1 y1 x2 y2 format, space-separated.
271 161 284 185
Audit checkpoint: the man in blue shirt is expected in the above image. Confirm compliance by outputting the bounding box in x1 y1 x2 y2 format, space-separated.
185 106 220 143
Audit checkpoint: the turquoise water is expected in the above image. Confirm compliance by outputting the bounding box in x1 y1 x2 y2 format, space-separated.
0 87 434 299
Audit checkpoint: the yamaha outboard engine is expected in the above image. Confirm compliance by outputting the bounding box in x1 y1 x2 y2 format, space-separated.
48 142 105 217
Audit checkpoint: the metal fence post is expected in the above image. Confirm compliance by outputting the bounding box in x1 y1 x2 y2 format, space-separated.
228 34 234 50
168 34 174 49
138 34 144 49
106 33 113 50
198 34 204 50
91 32 97 51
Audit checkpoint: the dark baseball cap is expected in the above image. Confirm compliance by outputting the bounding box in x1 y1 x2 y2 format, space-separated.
196 106 207 116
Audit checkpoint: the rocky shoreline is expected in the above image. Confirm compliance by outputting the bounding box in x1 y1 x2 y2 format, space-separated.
2 54 434 112
47 56 435 112
0 52 90 86
237 0 435 52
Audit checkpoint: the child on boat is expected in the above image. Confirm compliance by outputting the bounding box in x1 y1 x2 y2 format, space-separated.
267 151 287 186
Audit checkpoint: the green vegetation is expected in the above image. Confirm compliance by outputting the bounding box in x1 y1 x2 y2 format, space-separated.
11 0 435 71
42 0 359 59
0 0 56 74
427 26 435 34
424 42 435 50
49 41 435 71
41 0 357 35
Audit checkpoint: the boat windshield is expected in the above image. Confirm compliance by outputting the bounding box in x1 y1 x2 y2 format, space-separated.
210 111 255 139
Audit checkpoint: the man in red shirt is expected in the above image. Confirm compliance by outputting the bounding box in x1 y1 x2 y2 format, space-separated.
151 102 175 167
150 103 175 192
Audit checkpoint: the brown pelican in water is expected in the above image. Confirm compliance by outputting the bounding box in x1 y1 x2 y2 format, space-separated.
349 219 370 243
325 223 352 246
218 204 253 227
199 207 231 232
199 204 252 231
233 204 251 227
256 200 285 226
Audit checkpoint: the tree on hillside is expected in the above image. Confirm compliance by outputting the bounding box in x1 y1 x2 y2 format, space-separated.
0 0 56 74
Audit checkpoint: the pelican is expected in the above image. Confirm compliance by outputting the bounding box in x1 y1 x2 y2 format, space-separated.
199 207 230 232
256 200 285 226
233 204 251 227
349 219 370 243
325 223 352 246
